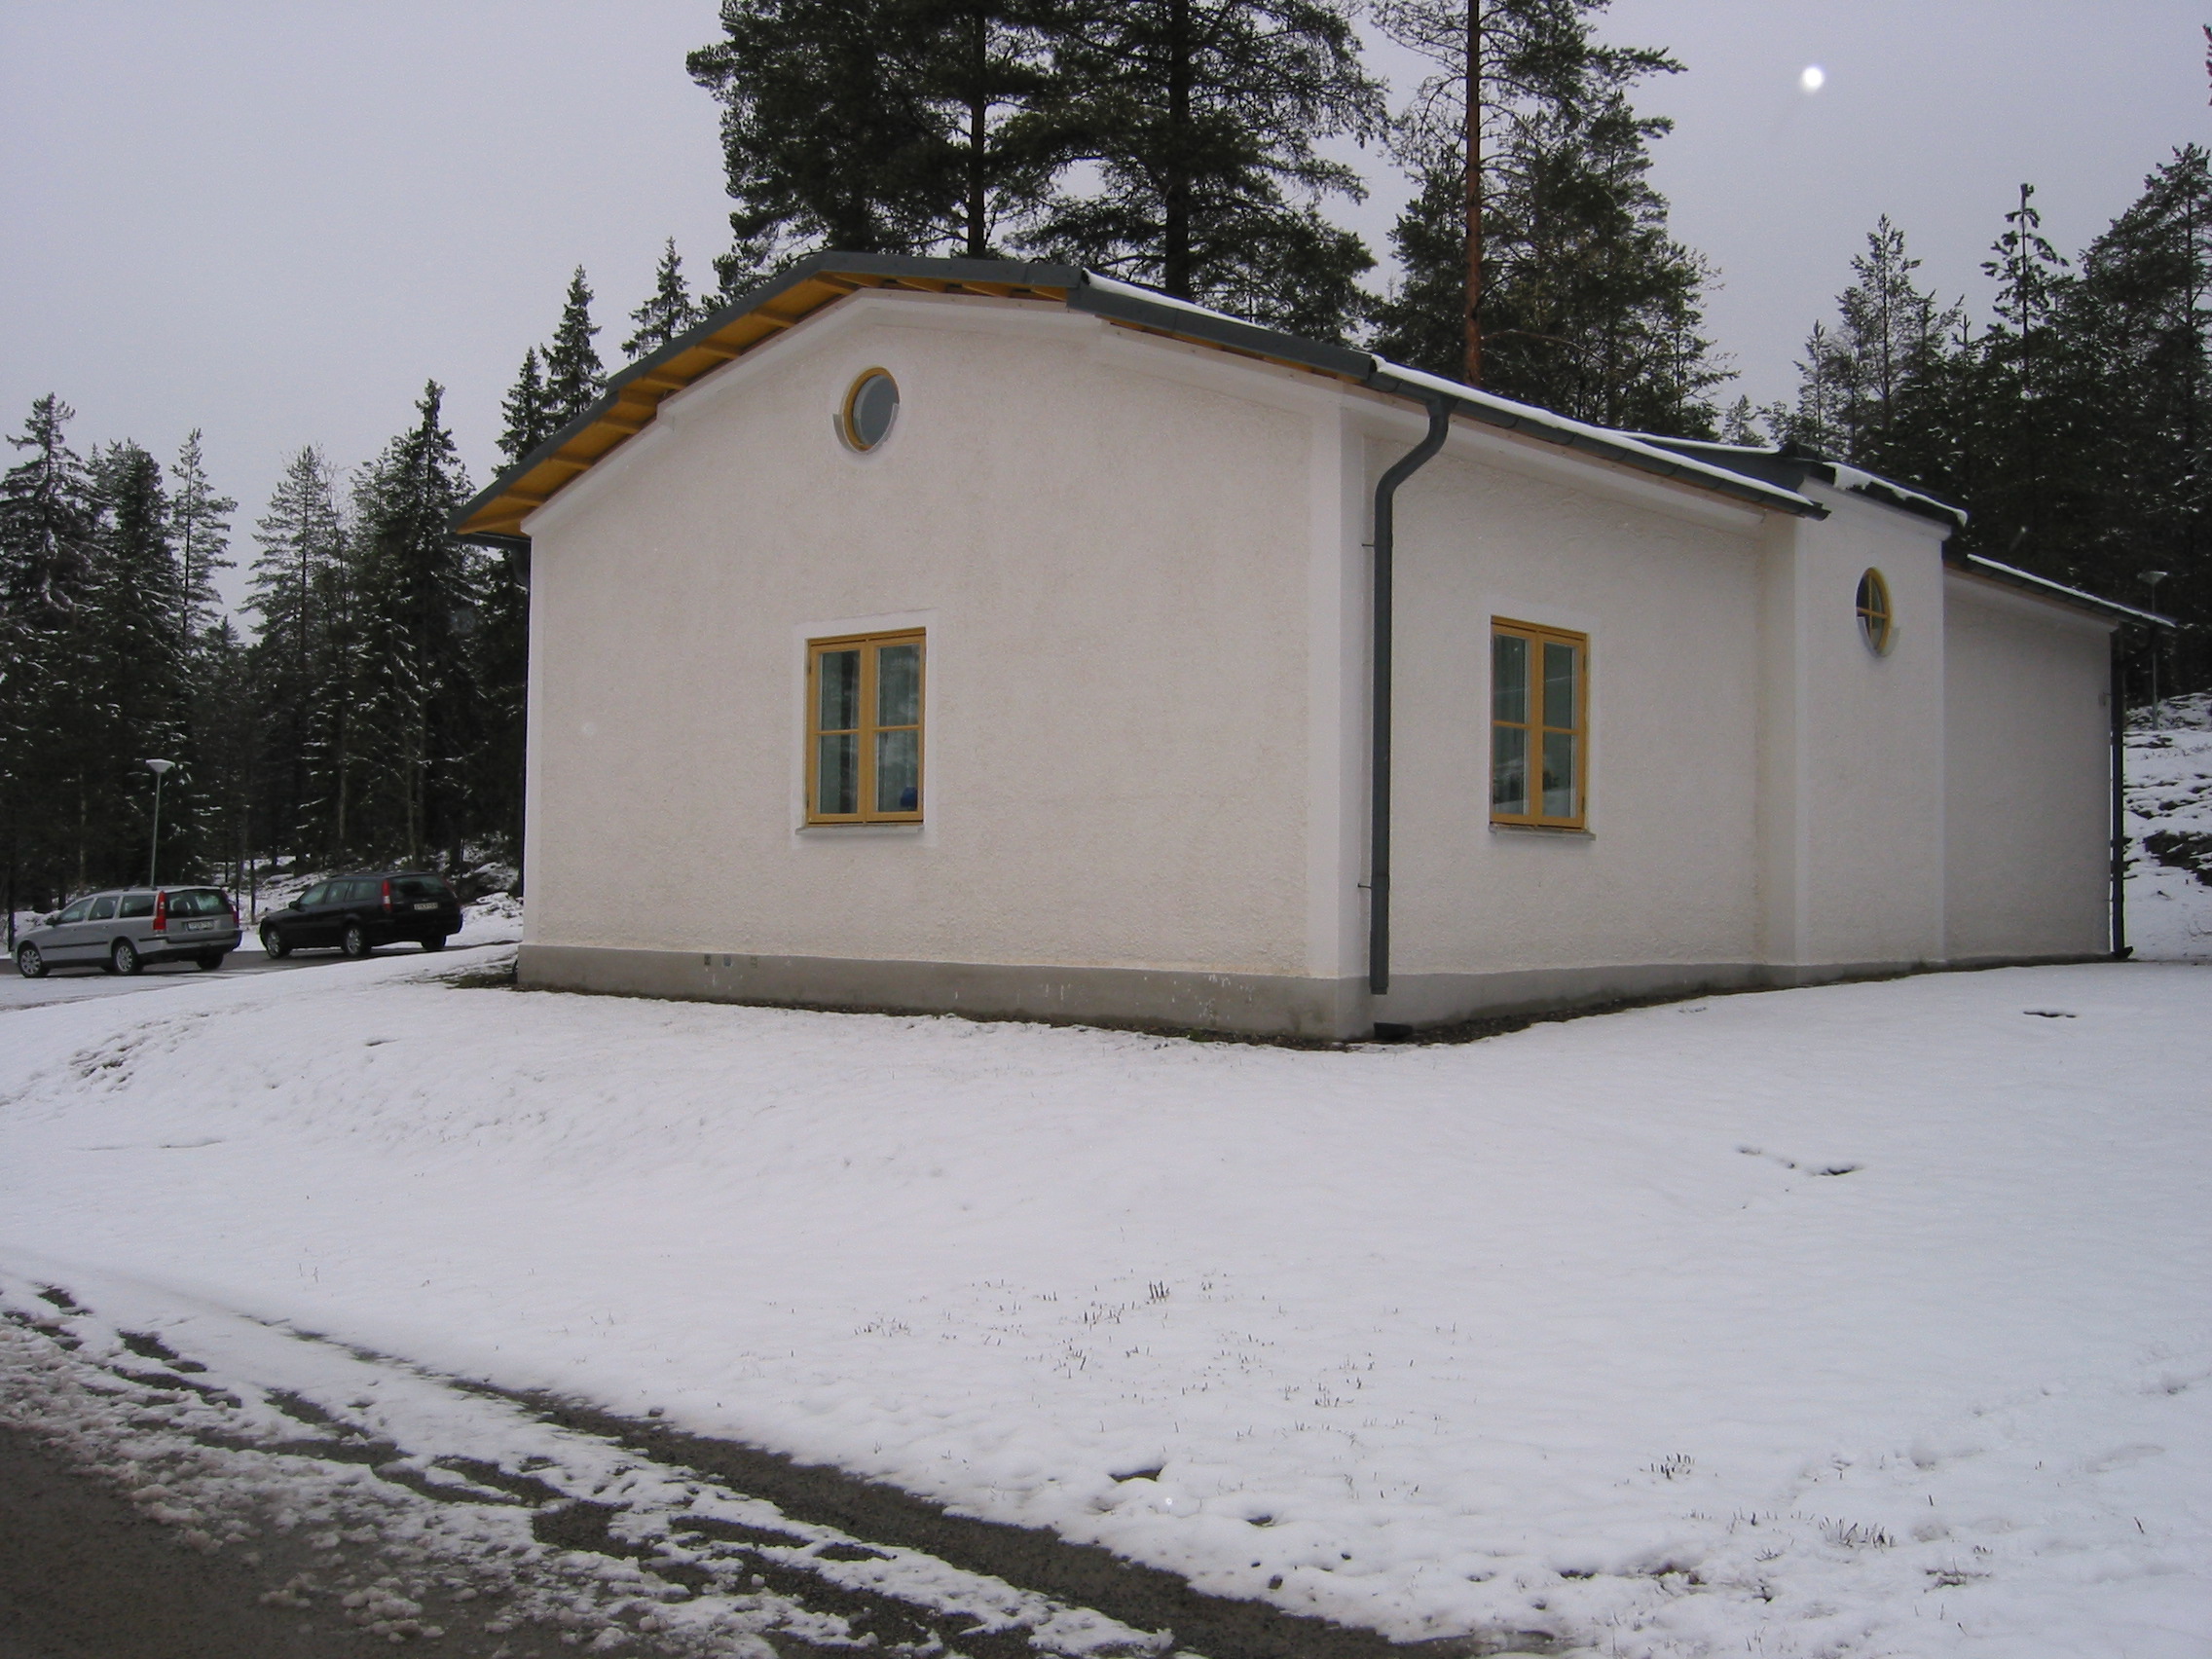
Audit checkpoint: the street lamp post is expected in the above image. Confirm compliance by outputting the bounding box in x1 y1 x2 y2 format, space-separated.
144 758 175 888
2139 571 2169 729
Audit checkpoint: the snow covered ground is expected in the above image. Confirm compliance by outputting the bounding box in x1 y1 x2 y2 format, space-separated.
1 947 2206 1656
2127 691 2212 961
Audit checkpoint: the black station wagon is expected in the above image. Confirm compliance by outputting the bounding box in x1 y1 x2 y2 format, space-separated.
260 871 463 960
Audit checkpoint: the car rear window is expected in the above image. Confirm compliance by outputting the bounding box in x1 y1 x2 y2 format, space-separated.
389 876 453 902
166 889 229 918
118 895 155 918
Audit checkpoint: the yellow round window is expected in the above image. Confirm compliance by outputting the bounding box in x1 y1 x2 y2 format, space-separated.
840 368 900 452
1856 568 1894 654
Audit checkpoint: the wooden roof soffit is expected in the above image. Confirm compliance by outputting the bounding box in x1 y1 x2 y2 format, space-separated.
454 261 1071 541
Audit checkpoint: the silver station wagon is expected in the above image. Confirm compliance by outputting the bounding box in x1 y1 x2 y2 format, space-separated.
13 885 241 978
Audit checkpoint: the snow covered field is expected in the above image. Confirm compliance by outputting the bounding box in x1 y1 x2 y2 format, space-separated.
1 946 2206 1656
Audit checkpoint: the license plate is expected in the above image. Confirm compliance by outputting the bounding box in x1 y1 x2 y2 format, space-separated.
187 919 213 932
413 902 439 911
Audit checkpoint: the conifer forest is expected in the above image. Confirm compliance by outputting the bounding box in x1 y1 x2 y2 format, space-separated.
4 0 2206 920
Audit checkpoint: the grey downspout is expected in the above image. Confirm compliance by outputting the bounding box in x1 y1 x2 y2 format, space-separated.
2111 633 2131 960
1369 394 1456 999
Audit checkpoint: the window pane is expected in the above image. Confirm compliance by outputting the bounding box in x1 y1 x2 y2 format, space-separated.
58 899 92 923
1492 724 1528 816
875 728 920 813
119 894 154 918
90 896 117 920
817 648 861 732
1542 730 1577 819
1543 641 1577 731
816 733 859 815
1493 633 1528 723
876 642 921 729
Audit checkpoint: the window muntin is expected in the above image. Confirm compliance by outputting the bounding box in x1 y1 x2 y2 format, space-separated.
1856 569 1893 654
807 630 924 823
1491 619 1587 829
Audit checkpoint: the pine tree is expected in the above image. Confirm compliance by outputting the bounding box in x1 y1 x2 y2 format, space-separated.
543 269 607 430
1031 0 1382 340
1966 184 2079 568
498 347 556 466
471 545 529 881
348 383 479 867
1369 0 1724 428
689 0 950 259
912 0 1071 256
168 429 236 642
622 240 703 359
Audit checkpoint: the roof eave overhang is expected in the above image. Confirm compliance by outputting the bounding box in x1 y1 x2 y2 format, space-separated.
1953 554 2178 630
453 252 1083 542
452 254 1821 542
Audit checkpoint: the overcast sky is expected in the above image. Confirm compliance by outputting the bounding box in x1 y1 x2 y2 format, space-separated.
3 1 2205 617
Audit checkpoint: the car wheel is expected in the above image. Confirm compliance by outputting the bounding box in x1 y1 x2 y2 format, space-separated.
112 939 143 976
341 921 372 960
262 925 290 960
196 951 226 971
420 936 446 953
15 943 46 979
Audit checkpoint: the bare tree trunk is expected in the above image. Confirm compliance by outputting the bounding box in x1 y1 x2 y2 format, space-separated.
1462 0 1484 387
1163 0 1193 297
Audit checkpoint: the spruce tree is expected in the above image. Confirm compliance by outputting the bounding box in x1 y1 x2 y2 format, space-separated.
168 429 236 643
2060 146 2212 658
622 240 703 359
498 347 556 466
1369 0 1724 428
84 441 194 887
912 0 1071 256
0 396 99 920
246 446 345 866
1032 0 1382 340
542 269 607 430
349 383 479 867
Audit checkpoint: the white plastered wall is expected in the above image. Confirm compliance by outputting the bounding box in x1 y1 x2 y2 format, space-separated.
1372 410 1769 984
1759 487 1950 970
522 292 1332 977
1941 573 2114 959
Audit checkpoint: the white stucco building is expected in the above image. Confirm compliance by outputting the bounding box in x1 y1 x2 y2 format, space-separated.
456 254 2163 1039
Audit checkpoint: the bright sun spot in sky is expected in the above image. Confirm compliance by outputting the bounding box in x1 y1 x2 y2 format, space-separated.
1800 64 1826 92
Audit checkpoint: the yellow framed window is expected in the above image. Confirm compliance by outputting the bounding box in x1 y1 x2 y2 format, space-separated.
1491 619 1587 829
807 630 924 824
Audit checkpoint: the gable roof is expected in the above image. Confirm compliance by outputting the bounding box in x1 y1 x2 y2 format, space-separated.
452 252 1822 544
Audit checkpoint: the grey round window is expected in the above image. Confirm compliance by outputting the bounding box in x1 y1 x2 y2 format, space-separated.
841 369 900 451
1856 568 1894 654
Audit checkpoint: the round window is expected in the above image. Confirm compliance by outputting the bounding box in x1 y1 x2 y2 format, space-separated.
1856 568 1894 654
840 369 900 452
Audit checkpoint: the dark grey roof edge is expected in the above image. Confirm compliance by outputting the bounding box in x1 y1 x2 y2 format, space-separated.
454 251 1822 537
1637 435 1967 530
453 251 1086 540
1959 555 2178 629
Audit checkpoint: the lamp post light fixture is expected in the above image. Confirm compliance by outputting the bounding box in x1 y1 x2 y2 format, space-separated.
2139 571 2169 729
144 758 175 888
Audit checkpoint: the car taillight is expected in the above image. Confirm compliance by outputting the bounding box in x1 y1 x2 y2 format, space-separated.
381 878 392 914
151 891 167 934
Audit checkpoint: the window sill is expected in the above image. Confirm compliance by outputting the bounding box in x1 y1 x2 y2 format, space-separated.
796 822 926 837
1489 821 1593 839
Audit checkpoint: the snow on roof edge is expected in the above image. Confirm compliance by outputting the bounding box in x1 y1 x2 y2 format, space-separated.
1963 555 2177 628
